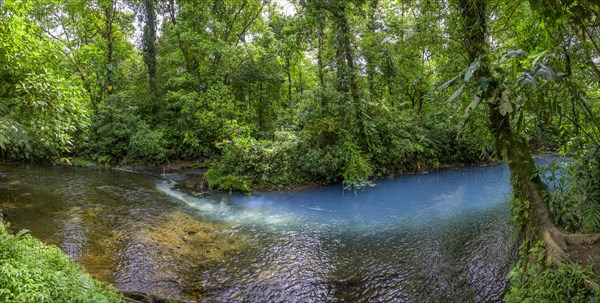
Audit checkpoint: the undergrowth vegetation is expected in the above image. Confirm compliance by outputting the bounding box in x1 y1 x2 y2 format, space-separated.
0 221 123 303
85 94 167 165
540 142 600 233
505 241 599 303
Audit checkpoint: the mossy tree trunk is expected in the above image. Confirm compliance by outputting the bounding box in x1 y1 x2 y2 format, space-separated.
458 0 547 243
458 2 600 289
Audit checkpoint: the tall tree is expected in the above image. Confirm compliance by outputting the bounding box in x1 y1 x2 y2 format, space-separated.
141 0 158 103
455 0 548 243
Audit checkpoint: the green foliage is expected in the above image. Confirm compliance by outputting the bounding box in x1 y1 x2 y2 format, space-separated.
14 229 30 239
159 84 236 160
203 171 251 193
0 0 90 160
365 111 432 176
127 126 167 165
510 198 531 230
505 241 599 303
86 94 166 165
86 96 139 164
0 117 29 156
341 140 373 190
0 222 122 303
201 80 496 190
205 131 342 190
541 140 600 232
570 146 600 233
582 202 600 232
546 187 582 232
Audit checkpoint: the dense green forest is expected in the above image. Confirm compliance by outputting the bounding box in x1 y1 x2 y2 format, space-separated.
1 0 600 301
0 0 597 188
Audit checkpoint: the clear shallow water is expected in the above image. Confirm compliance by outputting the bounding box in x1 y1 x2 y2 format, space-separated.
0 157 559 302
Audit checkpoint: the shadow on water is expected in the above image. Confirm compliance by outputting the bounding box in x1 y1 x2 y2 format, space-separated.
0 157 562 302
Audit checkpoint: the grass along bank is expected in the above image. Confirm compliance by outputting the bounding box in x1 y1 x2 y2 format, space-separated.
0 220 123 303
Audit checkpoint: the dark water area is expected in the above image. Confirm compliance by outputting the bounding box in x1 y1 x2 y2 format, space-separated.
0 156 560 302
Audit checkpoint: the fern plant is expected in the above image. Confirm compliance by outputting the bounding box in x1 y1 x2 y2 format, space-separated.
581 203 600 232
0 117 29 154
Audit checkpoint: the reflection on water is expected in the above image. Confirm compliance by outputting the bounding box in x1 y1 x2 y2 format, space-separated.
0 165 246 300
0 158 561 302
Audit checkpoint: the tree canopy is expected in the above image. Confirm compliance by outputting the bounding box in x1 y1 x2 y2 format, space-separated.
0 0 597 186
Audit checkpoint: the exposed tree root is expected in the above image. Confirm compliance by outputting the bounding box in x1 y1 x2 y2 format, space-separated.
529 190 600 291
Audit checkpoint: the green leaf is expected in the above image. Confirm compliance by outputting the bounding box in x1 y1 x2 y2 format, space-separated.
476 77 489 91
515 110 525 134
517 72 536 87
499 92 513 116
535 63 564 82
438 76 459 90
445 84 465 105
502 49 527 58
464 90 483 119
15 229 30 239
506 268 516 280
582 203 600 231
464 58 481 82
530 50 548 68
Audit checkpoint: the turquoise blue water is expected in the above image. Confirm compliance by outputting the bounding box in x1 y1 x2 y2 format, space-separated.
156 160 531 302
1 156 560 302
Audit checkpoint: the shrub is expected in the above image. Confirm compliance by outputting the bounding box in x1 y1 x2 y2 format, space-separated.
126 126 167 165
86 94 143 164
203 169 251 192
505 241 598 303
205 132 303 190
0 222 122 303
86 93 167 164
366 111 432 176
506 263 598 303
205 131 344 190
342 141 373 190
160 84 240 160
542 139 600 233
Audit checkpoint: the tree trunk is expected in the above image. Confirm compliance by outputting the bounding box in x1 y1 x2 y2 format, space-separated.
258 81 263 132
331 6 359 104
317 19 326 108
285 57 292 106
329 2 367 147
142 0 158 107
102 0 116 98
458 0 545 243
365 0 379 103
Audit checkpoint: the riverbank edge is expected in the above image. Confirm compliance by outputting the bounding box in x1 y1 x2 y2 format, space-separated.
2 153 560 193
77 153 563 193
0 219 190 303
504 178 600 302
0 220 122 302
63 156 506 193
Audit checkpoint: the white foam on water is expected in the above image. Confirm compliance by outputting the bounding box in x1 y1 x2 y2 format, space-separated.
156 180 297 228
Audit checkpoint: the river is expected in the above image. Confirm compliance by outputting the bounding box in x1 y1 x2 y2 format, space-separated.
0 157 559 302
